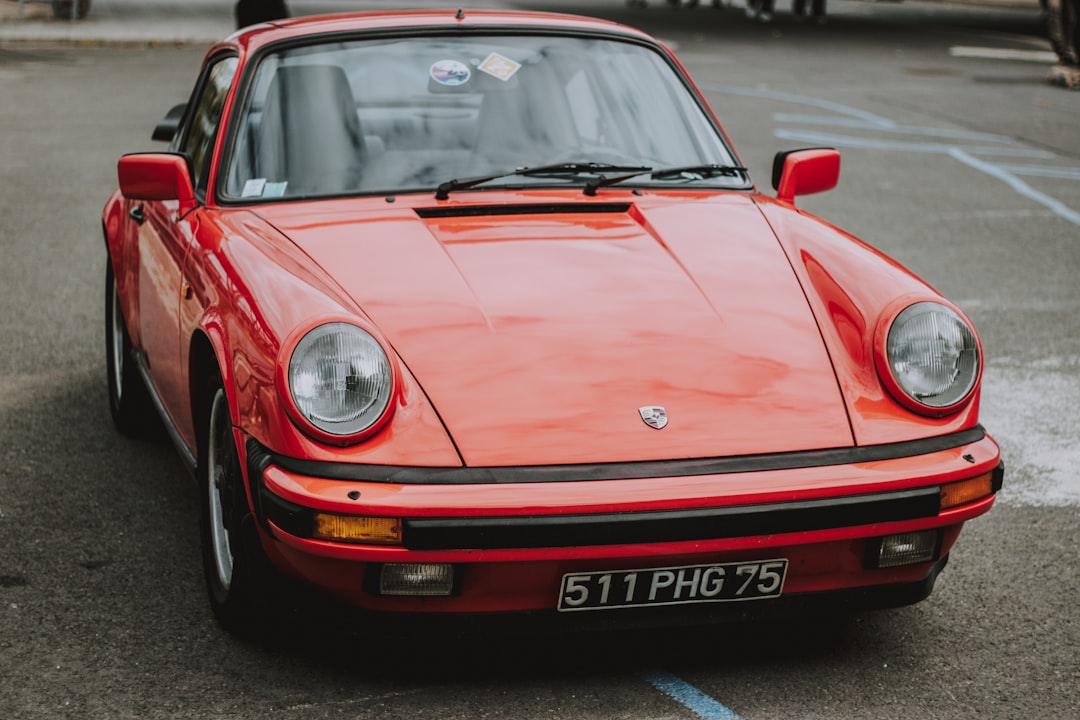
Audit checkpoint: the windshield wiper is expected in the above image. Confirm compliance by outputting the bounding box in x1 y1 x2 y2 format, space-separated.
435 162 653 200
582 164 749 196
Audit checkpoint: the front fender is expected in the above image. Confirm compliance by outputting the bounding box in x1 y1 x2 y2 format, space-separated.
758 197 983 445
184 210 462 470
102 189 141 348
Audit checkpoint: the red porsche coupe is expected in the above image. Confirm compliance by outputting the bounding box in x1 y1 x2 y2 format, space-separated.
102 9 1003 635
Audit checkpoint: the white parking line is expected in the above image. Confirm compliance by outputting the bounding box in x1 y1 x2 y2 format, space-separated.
704 84 1080 228
771 113 1014 143
992 164 1080 181
949 46 1060 63
947 147 1080 226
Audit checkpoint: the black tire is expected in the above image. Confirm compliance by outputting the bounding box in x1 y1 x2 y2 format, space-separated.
105 264 155 436
51 0 91 20
199 372 278 637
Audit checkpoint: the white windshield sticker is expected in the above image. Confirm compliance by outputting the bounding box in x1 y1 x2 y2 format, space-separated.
430 59 471 86
241 178 266 198
478 52 521 82
263 181 288 198
241 178 287 198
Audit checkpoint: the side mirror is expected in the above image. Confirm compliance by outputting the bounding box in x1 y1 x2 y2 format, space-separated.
152 103 188 143
771 148 840 205
118 153 197 215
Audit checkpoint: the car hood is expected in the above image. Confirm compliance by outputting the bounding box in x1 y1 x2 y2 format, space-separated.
258 194 854 466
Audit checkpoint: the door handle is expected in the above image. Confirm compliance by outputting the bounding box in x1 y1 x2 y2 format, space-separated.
129 204 145 225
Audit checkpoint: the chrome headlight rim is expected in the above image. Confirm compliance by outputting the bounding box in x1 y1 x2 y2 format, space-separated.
280 321 398 445
875 300 981 417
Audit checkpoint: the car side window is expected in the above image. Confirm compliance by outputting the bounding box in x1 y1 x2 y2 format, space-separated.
175 56 238 196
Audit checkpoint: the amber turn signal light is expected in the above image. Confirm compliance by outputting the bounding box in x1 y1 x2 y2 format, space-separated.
312 513 402 544
940 472 995 510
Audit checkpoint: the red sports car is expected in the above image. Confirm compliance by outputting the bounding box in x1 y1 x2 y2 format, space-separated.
103 9 1003 635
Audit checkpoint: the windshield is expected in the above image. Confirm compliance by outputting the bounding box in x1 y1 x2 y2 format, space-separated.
222 33 745 200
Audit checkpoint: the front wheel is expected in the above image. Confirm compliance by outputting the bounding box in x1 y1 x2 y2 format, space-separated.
105 265 154 436
199 375 277 636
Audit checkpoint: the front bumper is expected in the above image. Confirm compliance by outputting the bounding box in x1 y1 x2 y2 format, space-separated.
241 427 1002 615
296 556 955 639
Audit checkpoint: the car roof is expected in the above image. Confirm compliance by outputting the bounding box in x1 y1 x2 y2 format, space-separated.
220 9 655 55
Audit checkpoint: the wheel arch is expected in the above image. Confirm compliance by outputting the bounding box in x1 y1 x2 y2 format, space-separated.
102 192 126 261
102 193 141 351
189 324 234 470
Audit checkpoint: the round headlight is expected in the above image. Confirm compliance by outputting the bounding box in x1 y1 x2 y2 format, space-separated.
288 323 393 437
885 302 979 410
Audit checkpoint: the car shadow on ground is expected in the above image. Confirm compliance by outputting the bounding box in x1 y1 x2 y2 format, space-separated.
239 583 894 683
1 368 917 686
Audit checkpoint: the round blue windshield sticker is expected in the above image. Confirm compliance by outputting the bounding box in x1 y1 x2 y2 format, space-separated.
430 59 471 86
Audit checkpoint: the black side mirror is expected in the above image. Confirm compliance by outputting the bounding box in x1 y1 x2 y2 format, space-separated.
151 103 188 143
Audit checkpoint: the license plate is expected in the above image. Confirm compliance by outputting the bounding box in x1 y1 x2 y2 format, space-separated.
557 559 787 612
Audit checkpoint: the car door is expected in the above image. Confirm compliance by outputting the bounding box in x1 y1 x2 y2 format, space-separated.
136 55 237 437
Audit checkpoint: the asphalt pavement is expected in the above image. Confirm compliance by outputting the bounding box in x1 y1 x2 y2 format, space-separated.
0 0 1047 47
2 3 1078 717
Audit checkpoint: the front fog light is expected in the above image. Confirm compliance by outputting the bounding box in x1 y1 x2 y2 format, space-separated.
378 563 456 596
868 530 940 569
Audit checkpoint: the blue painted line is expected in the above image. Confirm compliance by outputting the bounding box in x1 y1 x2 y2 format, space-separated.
640 670 742 720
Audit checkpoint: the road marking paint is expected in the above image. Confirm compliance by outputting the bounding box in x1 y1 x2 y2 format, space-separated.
704 83 898 128
992 164 1080 181
641 670 741 720
947 147 1080 226
949 46 1060 63
706 84 1080 228
775 128 981 154
774 128 1066 161
772 113 1013 143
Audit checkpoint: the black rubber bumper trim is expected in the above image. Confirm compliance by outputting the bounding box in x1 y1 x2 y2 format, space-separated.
253 426 988 486
246 439 311 536
244 435 1000 551
402 486 941 550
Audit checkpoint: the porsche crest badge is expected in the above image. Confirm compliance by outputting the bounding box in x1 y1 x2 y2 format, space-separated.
638 406 668 429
